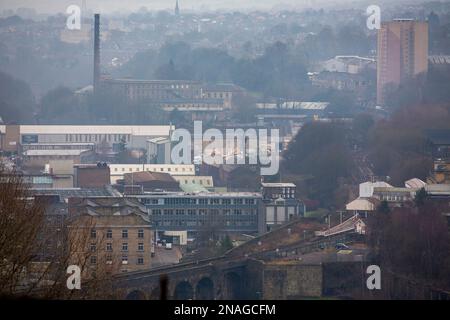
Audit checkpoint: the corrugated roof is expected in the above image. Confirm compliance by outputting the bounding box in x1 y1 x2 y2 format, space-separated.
405 178 426 189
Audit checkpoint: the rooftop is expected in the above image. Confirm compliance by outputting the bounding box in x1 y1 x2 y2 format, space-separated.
23 149 91 156
256 102 329 110
124 171 177 184
129 191 262 198
103 78 199 84
30 188 114 200
202 83 244 92
405 178 427 189
261 182 296 188
180 183 210 193
22 143 95 146
19 125 173 137
147 137 171 144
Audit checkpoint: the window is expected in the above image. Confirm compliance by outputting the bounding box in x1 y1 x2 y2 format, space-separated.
137 257 144 265
122 229 128 238
90 229 96 239
106 243 113 252
106 255 112 265
90 243 96 252
122 243 128 251
138 229 144 238
138 243 144 251
90 256 97 265
245 199 255 205
106 229 112 239
122 255 128 265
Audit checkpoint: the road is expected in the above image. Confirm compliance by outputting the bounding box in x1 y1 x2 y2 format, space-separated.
351 148 374 184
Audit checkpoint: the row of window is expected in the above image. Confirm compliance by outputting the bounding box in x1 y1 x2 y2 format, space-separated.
91 242 145 252
163 103 221 109
90 255 145 265
90 229 145 239
178 179 211 185
124 83 192 90
205 92 232 99
113 166 194 173
153 220 254 227
146 198 256 205
379 195 409 202
151 209 257 216
66 134 130 143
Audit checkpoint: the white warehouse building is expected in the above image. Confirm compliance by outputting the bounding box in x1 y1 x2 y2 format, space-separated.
1 125 174 152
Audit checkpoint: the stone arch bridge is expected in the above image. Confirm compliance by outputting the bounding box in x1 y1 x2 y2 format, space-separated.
115 256 259 300
114 223 361 300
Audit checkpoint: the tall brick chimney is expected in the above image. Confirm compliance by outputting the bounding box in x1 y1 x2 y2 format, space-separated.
93 13 100 93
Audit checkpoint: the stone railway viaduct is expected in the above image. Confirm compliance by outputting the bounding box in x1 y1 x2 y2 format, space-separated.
115 231 358 300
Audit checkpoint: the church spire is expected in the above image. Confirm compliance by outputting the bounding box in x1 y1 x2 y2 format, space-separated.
175 0 180 16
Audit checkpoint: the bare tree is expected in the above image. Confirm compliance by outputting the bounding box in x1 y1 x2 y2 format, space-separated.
0 166 119 299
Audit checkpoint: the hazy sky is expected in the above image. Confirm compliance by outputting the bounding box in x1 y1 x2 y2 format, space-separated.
0 0 442 15
0 0 377 14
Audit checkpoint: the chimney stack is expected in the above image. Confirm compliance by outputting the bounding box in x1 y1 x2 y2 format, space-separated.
93 13 100 93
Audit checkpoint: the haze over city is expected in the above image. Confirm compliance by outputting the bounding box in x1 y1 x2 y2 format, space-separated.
0 0 439 14
1 0 450 309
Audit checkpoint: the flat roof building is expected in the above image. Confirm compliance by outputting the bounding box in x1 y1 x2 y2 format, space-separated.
377 20 429 105
110 164 195 184
100 78 202 102
129 192 265 236
1 125 173 153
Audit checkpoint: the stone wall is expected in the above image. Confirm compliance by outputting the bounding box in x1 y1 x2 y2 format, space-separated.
261 262 323 299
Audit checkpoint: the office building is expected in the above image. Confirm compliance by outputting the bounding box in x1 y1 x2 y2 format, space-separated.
131 192 265 236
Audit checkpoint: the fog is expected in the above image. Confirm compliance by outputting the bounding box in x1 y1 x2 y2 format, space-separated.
0 0 432 14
